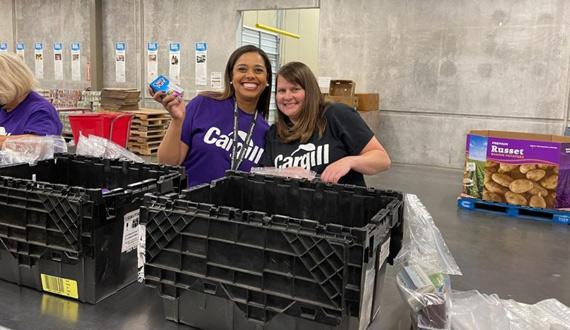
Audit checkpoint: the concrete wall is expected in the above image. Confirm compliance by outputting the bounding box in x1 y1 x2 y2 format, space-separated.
0 0 91 89
0 0 13 51
0 0 317 107
319 0 570 168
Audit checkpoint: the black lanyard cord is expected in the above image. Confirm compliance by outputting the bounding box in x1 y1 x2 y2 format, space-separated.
230 98 258 171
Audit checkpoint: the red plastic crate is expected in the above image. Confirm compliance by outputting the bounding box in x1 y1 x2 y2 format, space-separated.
69 113 132 147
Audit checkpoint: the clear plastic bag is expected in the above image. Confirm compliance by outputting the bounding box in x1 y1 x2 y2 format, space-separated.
396 264 452 330
450 290 570 330
394 194 462 330
76 133 144 162
250 167 317 180
0 135 68 165
450 291 512 330
394 194 462 275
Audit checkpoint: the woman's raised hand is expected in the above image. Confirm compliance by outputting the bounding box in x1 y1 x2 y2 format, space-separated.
149 87 185 121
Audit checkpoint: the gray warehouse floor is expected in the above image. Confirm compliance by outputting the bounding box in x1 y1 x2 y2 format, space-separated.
0 164 568 330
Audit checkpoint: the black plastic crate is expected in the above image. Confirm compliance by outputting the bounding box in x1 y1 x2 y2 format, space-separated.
143 171 404 330
0 154 186 303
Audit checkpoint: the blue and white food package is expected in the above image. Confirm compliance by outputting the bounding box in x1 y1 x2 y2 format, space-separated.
149 75 184 99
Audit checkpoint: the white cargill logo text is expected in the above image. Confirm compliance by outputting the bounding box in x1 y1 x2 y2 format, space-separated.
273 143 330 169
203 127 264 164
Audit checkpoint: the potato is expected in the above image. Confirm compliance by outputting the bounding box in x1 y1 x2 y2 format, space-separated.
509 179 534 193
510 167 527 180
553 166 559 175
487 166 498 173
537 164 551 170
505 191 528 206
485 181 508 194
525 169 546 182
529 195 547 209
486 160 499 167
484 171 493 183
519 164 536 174
492 173 514 187
483 191 503 203
540 175 558 190
499 164 518 172
544 194 556 208
527 183 548 196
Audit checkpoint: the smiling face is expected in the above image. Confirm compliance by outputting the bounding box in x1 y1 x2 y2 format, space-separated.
231 52 268 106
276 75 305 124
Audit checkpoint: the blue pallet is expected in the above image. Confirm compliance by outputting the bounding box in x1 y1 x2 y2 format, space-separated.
458 198 570 225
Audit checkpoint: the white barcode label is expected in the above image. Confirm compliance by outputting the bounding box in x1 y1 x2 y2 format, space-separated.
122 209 140 253
40 274 78 299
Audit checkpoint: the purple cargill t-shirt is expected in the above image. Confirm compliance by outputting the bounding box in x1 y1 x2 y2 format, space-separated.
181 95 269 187
0 91 63 136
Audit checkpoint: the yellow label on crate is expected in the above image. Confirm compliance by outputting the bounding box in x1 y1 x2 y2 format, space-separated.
40 274 79 299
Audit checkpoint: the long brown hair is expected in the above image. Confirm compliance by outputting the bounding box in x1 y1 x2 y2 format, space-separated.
276 62 327 143
200 45 272 119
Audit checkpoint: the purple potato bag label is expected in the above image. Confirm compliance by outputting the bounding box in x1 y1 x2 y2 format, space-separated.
487 137 559 165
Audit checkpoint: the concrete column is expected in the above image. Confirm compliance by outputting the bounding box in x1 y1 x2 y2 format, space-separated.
90 0 103 90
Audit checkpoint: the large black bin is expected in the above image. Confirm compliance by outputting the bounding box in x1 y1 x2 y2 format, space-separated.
0 154 186 303
143 171 404 330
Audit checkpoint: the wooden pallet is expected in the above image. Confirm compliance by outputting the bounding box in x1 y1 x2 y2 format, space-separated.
130 129 165 138
129 145 159 156
457 197 570 224
132 118 170 126
129 136 164 144
127 108 169 119
129 139 162 148
129 124 168 132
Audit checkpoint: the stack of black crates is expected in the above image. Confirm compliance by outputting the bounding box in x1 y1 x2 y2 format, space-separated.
0 154 186 303
143 171 404 330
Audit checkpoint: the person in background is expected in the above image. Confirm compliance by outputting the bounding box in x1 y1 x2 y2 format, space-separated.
262 61 390 186
152 45 272 187
0 52 63 147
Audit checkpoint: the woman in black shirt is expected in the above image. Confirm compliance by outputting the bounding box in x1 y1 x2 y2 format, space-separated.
262 62 390 186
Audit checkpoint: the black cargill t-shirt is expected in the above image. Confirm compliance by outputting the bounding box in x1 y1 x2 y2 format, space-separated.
262 102 374 186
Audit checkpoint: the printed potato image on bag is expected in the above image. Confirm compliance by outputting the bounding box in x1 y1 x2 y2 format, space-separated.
461 130 570 211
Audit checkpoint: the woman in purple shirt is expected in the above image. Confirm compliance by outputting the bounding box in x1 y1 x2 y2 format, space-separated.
0 53 63 147
151 45 271 187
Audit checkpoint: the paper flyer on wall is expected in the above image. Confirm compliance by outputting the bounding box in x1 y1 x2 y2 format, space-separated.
115 42 126 83
34 42 44 79
0 43 7 52
318 76 331 92
53 43 63 80
147 42 158 85
210 71 222 89
169 43 181 85
16 43 24 61
195 42 207 86
71 43 81 81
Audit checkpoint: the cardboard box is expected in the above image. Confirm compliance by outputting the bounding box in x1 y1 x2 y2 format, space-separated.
355 93 379 111
462 130 570 210
324 95 358 109
329 80 355 97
